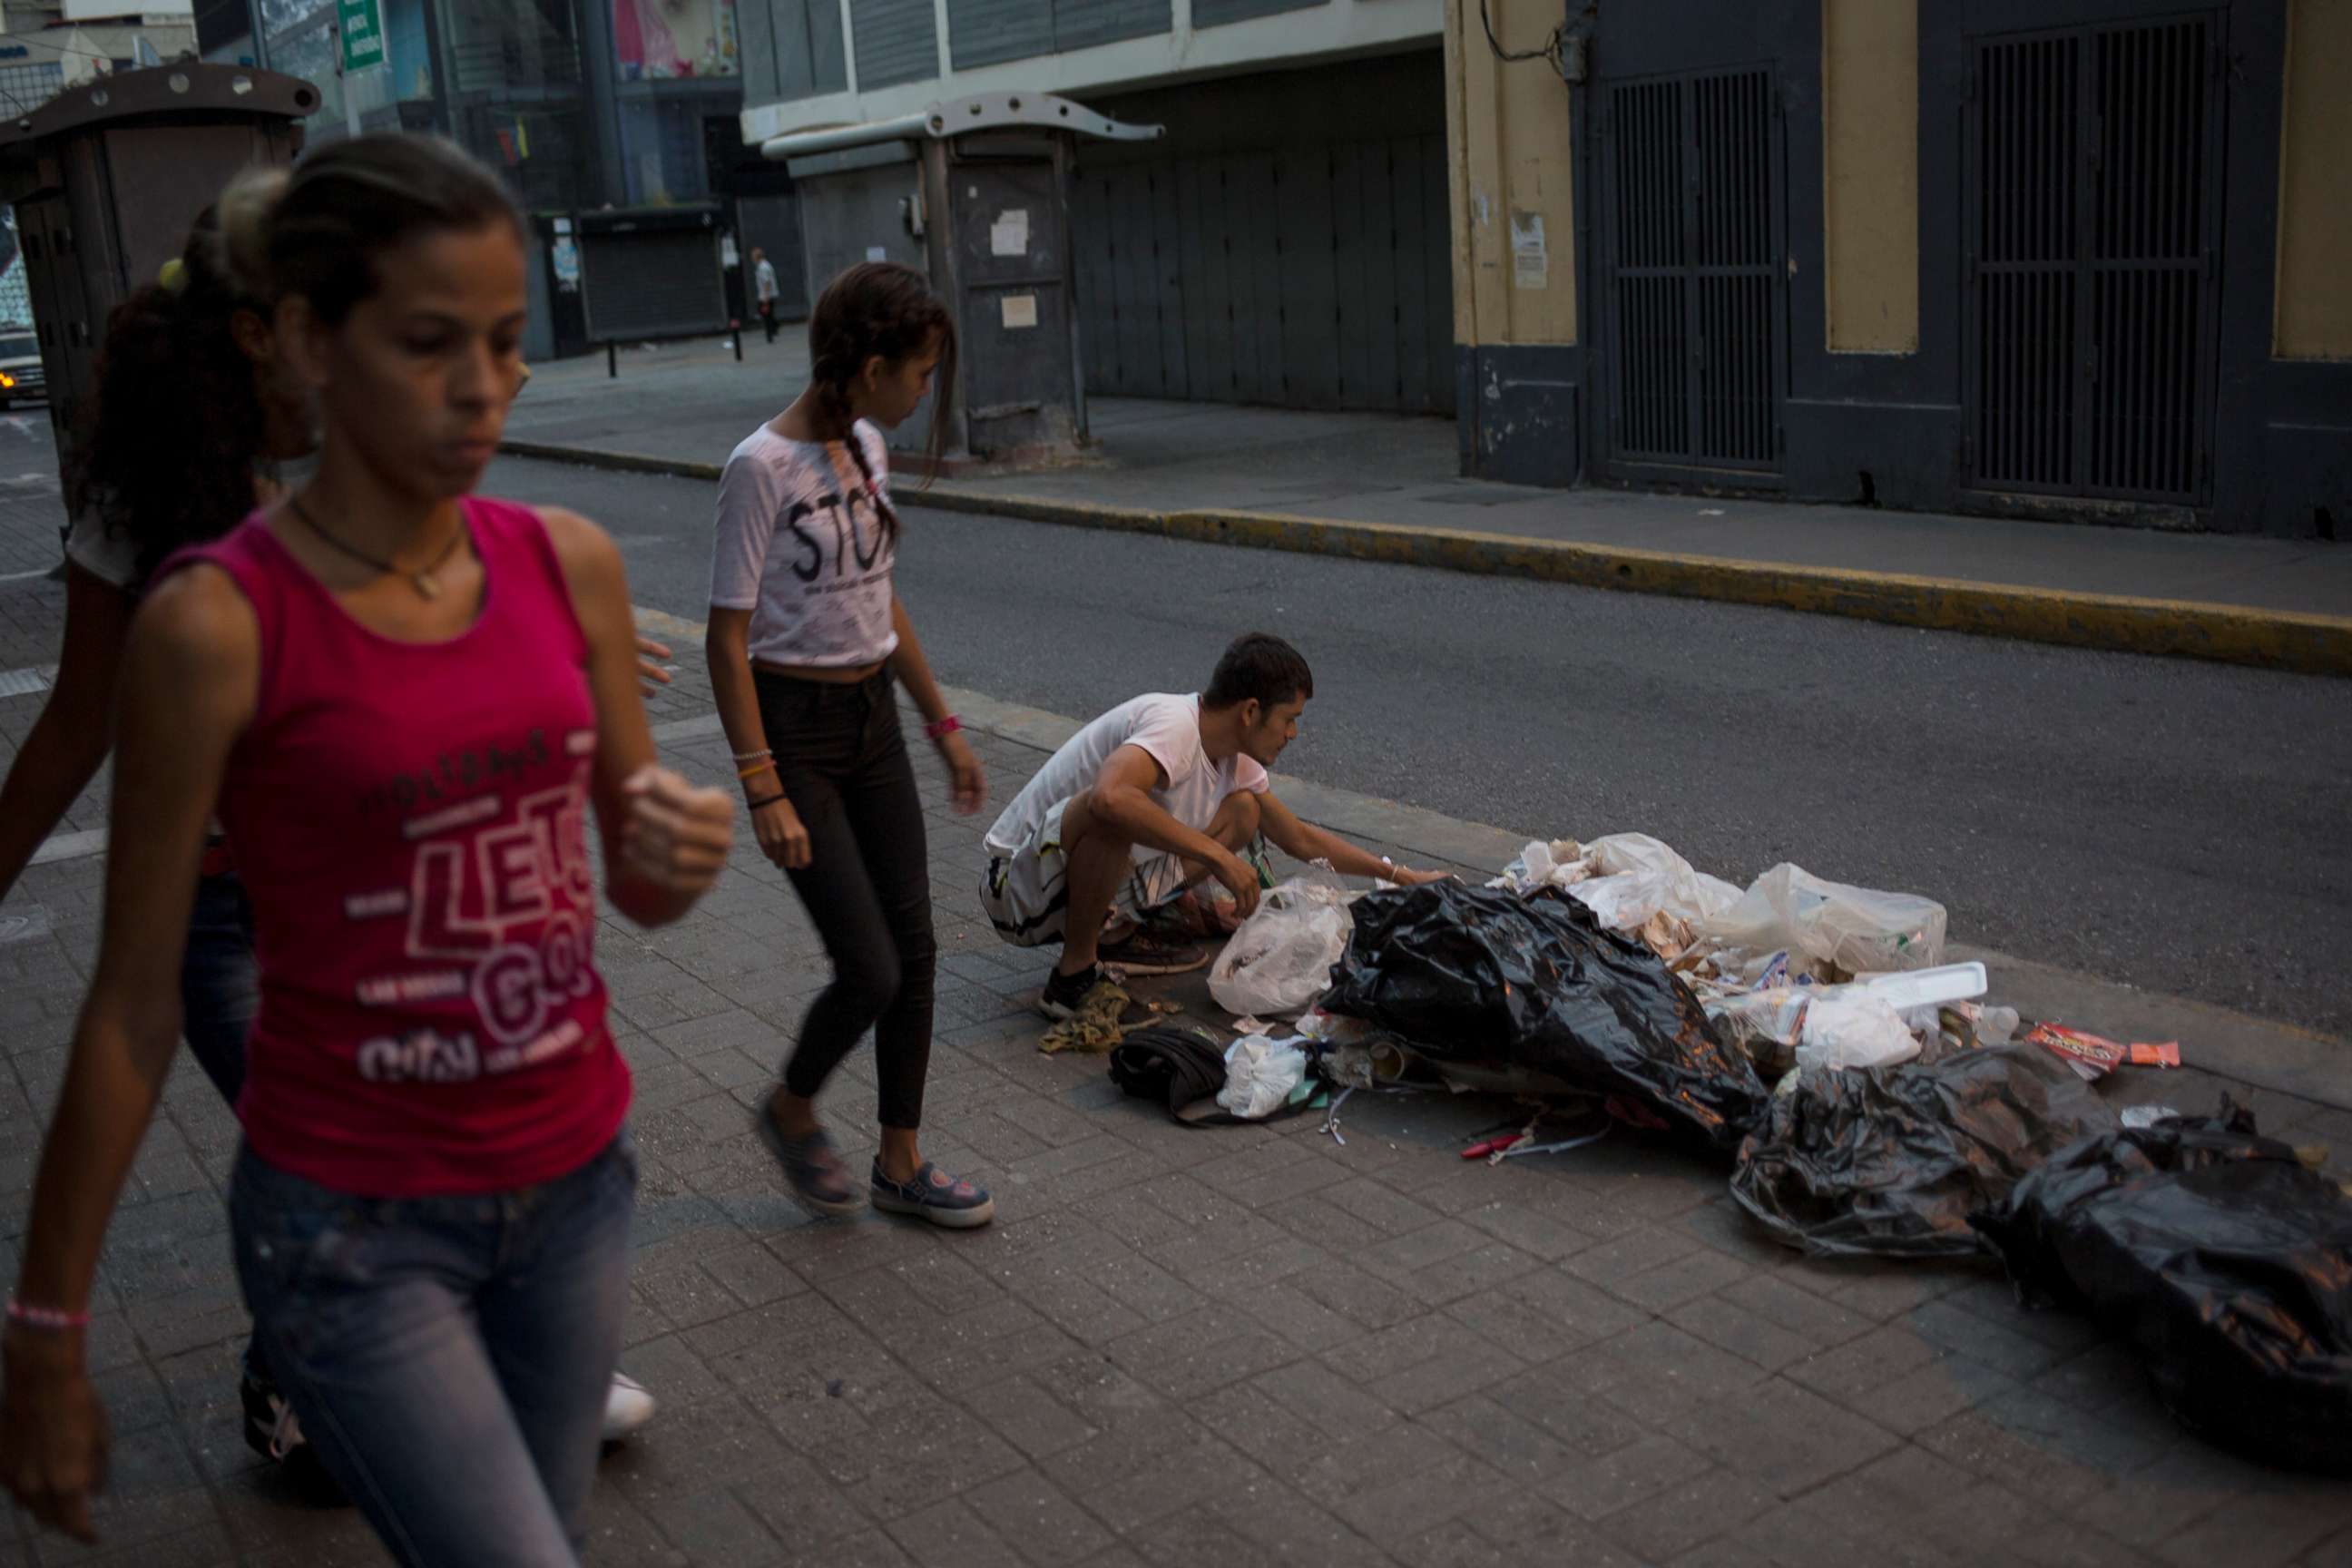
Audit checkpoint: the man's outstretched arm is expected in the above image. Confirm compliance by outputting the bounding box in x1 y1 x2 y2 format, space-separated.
1256 791 1450 885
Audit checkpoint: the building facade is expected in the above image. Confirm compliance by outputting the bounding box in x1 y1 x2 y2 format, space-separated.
0 3 199 120
192 1 764 356
200 1 751 210
738 0 1455 415
1452 0 2351 537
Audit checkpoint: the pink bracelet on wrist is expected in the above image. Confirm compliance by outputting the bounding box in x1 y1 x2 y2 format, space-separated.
925 714 962 741
6 1298 90 1333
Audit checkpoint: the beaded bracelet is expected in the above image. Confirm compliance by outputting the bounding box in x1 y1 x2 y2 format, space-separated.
731 748 772 763
925 715 962 740
6 1298 89 1333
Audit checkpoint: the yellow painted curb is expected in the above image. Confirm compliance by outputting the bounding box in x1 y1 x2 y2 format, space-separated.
503 440 2352 677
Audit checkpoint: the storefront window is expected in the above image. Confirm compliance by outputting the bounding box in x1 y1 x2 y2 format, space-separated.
262 0 434 137
617 96 710 205
614 0 740 82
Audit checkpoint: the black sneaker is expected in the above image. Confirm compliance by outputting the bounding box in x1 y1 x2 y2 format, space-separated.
1096 927 1210 975
1039 962 1102 1021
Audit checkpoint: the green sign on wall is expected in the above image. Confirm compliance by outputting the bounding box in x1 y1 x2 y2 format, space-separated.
338 0 386 73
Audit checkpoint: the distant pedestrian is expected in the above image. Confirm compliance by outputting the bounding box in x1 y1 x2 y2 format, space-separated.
752 246 779 342
707 260 995 1228
0 132 734 1561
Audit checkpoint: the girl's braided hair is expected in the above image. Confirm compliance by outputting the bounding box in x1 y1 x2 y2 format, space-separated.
806 260 956 534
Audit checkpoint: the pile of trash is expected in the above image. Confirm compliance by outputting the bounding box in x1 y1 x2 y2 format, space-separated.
1974 1102 2352 1475
1109 828 2351 1475
1319 881 1768 1149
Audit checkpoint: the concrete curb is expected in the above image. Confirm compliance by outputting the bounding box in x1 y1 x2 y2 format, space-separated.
508 438 2352 675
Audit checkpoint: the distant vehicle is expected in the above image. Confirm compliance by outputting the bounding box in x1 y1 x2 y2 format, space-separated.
0 327 44 408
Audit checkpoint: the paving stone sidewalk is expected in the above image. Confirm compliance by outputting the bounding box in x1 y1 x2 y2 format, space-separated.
4 539 2351 1567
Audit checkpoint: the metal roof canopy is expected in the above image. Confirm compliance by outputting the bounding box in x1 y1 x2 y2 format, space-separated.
0 63 316 513
759 92 1163 163
0 64 318 193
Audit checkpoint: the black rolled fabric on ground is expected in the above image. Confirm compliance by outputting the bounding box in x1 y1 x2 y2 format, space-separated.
1320 882 1768 1148
1971 1102 2352 1475
1730 1046 2118 1259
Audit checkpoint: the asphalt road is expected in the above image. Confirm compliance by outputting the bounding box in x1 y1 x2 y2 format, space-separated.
495 453 2352 1037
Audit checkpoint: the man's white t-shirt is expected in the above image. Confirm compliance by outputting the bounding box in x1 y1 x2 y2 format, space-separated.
755 260 779 303
985 692 1269 857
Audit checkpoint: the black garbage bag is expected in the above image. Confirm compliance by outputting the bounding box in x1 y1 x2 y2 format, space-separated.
1320 882 1765 1148
1730 1046 2116 1259
1970 1102 2352 1475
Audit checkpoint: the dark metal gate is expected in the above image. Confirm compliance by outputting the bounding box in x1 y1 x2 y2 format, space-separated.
1069 134 1454 416
1965 15 2223 505
1597 65 1785 476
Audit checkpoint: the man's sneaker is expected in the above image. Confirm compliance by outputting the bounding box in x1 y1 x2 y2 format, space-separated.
753 1108 866 1218
602 1371 656 1444
1096 927 1210 975
240 1366 341 1500
870 1161 995 1229
1039 962 1105 1020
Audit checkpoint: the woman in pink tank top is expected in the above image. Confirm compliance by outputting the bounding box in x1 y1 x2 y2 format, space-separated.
1 135 734 1563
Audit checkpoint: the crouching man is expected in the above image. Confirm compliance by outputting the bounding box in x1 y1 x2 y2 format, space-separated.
979 632 1447 1017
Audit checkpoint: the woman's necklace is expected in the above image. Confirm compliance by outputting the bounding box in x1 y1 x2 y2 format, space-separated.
285 493 466 601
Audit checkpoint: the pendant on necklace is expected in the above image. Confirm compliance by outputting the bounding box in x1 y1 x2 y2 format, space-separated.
414 573 440 600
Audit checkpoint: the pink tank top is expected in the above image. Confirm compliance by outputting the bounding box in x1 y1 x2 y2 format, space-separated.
159 499 628 1197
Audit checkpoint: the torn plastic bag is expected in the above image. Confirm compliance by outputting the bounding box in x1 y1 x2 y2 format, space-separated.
1730 1046 2116 1258
1569 833 1743 933
1217 1034 1310 1120
1794 990 1920 1072
1971 1103 2352 1475
1319 881 1767 1148
1208 869 1353 1018
1491 839 1590 896
1696 862 1947 979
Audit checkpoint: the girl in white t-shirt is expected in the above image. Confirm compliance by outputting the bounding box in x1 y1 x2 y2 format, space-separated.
708 261 995 1228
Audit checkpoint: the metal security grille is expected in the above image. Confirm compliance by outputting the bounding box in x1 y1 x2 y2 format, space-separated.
580 229 725 341
1966 18 2220 504
1602 67 1783 473
1069 134 1455 416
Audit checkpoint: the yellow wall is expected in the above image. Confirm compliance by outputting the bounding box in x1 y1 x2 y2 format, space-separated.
1446 0 1576 348
2275 0 2352 358
1821 0 1919 353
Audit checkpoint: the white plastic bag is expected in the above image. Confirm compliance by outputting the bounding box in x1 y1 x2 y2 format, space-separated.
1216 1034 1309 1120
1208 871 1353 1017
1577 834 1742 923
1696 863 1946 979
1491 839 1589 896
1793 991 1921 1072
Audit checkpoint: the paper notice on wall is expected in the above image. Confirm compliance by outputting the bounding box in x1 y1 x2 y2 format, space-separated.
1001 293 1039 330
990 208 1030 257
867 246 887 262
1511 211 1548 290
